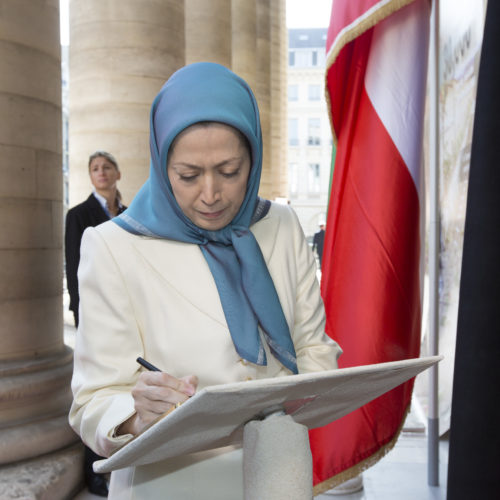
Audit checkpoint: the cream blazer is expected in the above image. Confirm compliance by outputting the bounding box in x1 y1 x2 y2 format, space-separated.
69 202 341 499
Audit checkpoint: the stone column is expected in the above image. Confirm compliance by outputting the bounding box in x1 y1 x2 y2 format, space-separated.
280 0 289 199
69 0 185 206
188 0 286 200
270 0 288 199
185 0 232 67
256 0 272 199
232 0 257 91
233 0 286 201
0 0 80 497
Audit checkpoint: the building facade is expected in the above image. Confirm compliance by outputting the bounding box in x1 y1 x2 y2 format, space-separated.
287 28 331 239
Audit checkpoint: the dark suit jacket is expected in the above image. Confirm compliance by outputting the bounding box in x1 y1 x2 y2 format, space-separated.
312 229 325 258
65 194 126 313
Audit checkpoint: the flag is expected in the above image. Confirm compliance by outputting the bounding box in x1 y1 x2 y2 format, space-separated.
447 2 500 497
310 0 430 493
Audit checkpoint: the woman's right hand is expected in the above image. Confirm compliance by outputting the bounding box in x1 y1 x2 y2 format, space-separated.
118 371 198 436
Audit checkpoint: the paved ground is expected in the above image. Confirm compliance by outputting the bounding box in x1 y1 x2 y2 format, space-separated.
315 432 448 500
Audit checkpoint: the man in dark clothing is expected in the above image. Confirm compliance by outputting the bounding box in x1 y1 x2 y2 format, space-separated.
312 224 325 267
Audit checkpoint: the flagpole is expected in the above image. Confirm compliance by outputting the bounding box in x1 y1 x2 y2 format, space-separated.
428 0 440 487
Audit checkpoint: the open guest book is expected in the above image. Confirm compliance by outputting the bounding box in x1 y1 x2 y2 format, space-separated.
94 355 441 473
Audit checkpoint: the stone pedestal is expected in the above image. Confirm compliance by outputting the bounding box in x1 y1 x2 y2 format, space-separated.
243 413 313 500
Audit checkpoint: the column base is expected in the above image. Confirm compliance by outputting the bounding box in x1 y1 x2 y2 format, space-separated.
0 345 76 464
0 442 84 500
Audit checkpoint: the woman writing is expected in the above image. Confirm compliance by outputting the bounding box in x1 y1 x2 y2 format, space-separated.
69 62 341 499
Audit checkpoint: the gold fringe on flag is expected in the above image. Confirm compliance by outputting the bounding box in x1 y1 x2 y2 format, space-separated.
312 404 411 496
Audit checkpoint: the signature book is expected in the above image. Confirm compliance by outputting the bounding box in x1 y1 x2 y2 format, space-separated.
94 355 441 473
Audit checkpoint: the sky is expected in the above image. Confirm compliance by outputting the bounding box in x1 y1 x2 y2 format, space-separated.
60 0 69 45
60 0 332 45
286 0 332 28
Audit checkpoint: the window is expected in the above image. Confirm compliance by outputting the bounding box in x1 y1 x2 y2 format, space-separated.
307 118 321 146
295 51 311 67
317 51 326 66
291 49 327 68
288 118 299 146
308 85 321 101
289 163 298 194
308 163 321 194
288 84 298 102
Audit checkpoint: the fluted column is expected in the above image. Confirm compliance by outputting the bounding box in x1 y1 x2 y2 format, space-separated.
0 0 76 472
233 0 286 201
185 0 232 67
69 0 185 206
256 0 272 198
270 0 288 199
232 0 257 91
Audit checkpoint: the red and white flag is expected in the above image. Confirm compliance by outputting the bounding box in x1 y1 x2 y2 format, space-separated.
310 0 430 492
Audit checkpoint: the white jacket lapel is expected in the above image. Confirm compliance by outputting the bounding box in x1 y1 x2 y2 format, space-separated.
129 212 280 328
131 237 228 327
251 210 281 264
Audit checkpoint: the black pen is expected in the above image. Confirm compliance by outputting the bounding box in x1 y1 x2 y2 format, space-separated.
136 356 161 372
136 357 185 412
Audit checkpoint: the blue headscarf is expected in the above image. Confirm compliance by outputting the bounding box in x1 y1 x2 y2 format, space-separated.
114 62 297 374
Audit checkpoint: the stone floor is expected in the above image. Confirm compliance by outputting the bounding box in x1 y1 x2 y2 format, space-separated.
315 432 448 500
